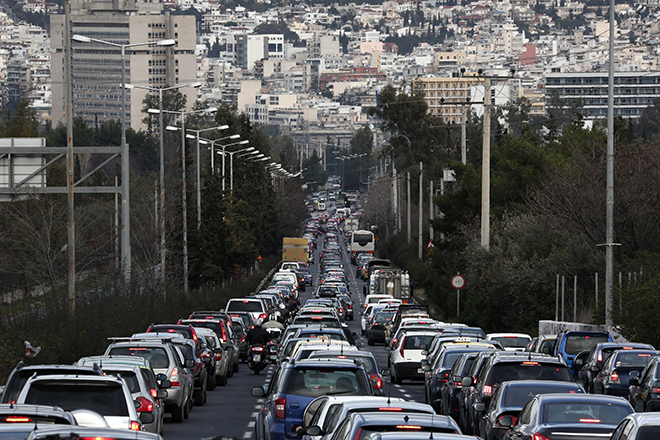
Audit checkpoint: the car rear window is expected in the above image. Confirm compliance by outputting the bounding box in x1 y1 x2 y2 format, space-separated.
357 425 456 440
150 325 192 340
491 337 530 349
565 334 610 355
442 351 467 368
227 300 264 312
403 335 435 350
107 347 170 369
374 312 395 323
294 317 340 328
613 352 655 368
25 382 129 416
104 370 139 394
543 402 631 424
488 362 572 384
286 368 368 397
298 332 345 341
504 384 581 407
3 369 98 404
637 426 660 438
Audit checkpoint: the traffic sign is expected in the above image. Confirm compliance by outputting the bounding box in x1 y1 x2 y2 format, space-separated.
426 239 435 250
451 274 465 290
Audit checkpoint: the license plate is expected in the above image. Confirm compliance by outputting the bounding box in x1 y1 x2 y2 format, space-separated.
253 355 261 361
417 368 424 374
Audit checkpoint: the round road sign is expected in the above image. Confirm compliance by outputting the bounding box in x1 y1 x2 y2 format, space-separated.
451 274 466 290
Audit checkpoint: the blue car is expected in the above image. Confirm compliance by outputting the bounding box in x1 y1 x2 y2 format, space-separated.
552 330 612 377
251 359 373 440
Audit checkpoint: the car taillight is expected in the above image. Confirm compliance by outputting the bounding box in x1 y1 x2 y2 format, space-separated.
215 351 223 361
170 368 180 387
532 434 552 440
652 387 660 394
610 371 620 384
400 343 405 357
136 396 154 413
497 415 517 427
5 417 31 423
259 313 268 320
252 346 265 352
130 421 142 431
275 397 286 419
597 352 603 362
150 388 158 399
483 385 493 396
370 373 383 388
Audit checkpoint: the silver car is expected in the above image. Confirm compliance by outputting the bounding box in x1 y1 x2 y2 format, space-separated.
104 338 194 423
195 327 229 386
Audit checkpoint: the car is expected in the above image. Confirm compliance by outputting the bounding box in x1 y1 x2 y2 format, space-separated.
225 298 268 322
479 380 585 440
501 393 633 440
366 310 396 345
76 356 169 434
552 330 613 377
104 337 194 423
575 342 655 393
324 412 461 440
360 304 386 335
440 351 487 420
485 333 532 352
0 403 77 425
230 316 249 362
610 412 660 440
298 396 435 440
628 355 660 412
525 334 556 354
179 318 241 375
388 330 439 384
592 349 660 396
462 351 573 437
307 351 383 392
337 294 354 320
25 425 164 440
16 374 145 431
1 363 102 404
194 326 228 388
250 359 374 440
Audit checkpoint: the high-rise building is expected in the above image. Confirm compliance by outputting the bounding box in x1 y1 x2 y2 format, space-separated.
50 0 197 131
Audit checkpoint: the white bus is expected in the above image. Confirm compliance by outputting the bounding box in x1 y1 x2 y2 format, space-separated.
349 229 375 258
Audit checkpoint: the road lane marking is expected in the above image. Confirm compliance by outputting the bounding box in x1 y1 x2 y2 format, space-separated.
254 405 262 410
243 432 252 438
248 421 255 428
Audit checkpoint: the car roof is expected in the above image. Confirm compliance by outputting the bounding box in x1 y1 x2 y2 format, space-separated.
498 379 584 390
348 412 457 427
26 426 162 440
623 412 660 425
77 355 153 369
535 393 629 404
288 359 364 369
490 352 564 363
0 403 76 424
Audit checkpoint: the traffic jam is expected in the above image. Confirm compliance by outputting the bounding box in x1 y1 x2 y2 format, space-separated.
1 189 660 440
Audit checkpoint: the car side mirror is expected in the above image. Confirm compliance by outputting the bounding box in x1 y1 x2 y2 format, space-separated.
590 366 601 373
185 359 195 369
421 350 429 356
302 426 323 436
498 415 513 428
380 368 391 377
574 358 584 368
473 402 486 412
156 373 168 381
159 379 171 389
373 389 382 396
461 376 473 387
200 342 208 349
422 364 431 372
251 386 266 397
157 389 168 399
139 412 155 425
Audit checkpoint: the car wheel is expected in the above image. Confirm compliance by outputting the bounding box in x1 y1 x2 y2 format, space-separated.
187 393 193 415
217 373 227 386
392 368 401 385
228 366 234 378
367 335 374 346
203 386 207 404
171 404 184 423
234 359 239 373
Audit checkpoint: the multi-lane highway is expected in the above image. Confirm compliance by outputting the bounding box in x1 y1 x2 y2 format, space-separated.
163 230 424 440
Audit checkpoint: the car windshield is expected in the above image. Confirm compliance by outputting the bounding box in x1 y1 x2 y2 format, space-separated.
565 335 610 355
24 382 129 416
108 346 170 369
488 362 572 384
227 301 263 312
543 402 631 424
286 368 368 397
104 370 140 394
403 335 435 350
492 337 530 348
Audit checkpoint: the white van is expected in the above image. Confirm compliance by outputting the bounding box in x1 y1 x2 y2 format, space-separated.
272 271 299 294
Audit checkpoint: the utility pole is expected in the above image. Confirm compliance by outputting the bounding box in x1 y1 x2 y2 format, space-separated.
481 77 491 249
407 172 411 244
392 167 398 233
604 0 615 326
64 0 75 314
429 180 434 241
418 162 423 259
461 104 467 165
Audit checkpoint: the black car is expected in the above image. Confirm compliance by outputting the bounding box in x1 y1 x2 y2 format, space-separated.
629 355 660 412
501 394 633 440
462 352 572 437
440 352 479 419
366 310 396 346
592 349 659 396
479 380 585 440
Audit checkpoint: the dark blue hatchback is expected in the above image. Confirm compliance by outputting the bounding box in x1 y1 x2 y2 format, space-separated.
251 359 373 440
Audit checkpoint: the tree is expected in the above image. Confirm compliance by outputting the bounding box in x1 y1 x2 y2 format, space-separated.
302 150 327 187
2 100 39 137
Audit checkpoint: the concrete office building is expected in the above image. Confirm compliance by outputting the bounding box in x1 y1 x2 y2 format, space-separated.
51 0 197 130
545 72 660 120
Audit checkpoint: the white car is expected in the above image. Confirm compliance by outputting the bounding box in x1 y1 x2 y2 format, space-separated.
17 374 144 431
360 304 386 335
388 330 440 384
485 333 532 352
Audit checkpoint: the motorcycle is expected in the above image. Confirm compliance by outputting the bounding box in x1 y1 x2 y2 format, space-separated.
247 344 269 375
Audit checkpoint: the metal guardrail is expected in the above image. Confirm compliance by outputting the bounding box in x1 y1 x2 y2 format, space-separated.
252 260 282 295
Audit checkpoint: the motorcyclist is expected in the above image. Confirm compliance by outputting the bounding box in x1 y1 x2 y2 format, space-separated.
245 319 270 346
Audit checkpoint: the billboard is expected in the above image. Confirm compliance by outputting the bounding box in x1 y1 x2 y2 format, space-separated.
0 138 46 201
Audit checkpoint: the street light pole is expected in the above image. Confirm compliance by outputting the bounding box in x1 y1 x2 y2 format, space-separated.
72 34 175 283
